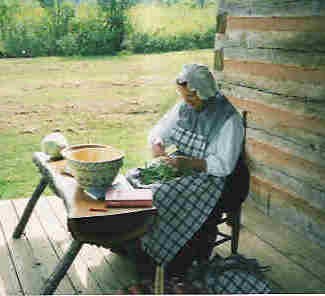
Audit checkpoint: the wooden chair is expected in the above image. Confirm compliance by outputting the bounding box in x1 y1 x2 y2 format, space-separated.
213 153 250 255
212 110 249 255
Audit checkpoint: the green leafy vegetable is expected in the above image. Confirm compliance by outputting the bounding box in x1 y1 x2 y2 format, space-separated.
140 159 192 185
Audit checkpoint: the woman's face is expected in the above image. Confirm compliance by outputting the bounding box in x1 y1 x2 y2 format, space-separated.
177 85 203 111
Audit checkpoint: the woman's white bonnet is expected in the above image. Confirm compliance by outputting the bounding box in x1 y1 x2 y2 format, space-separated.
176 64 217 100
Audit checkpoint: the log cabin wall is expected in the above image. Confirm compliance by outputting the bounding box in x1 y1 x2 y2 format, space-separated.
214 0 325 247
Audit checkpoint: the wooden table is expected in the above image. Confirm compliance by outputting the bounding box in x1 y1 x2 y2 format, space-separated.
12 152 157 295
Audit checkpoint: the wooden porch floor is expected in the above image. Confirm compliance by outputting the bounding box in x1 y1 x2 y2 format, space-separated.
0 196 324 295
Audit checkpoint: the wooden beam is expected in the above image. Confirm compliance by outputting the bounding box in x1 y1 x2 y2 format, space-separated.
223 47 325 70
250 163 325 214
0 207 23 296
249 175 325 246
245 127 324 170
0 200 69 295
227 16 325 31
217 30 325 53
226 95 325 156
220 83 325 121
246 137 325 190
48 197 140 292
224 60 325 83
34 197 102 294
221 60 325 99
241 202 325 288
222 1 325 17
228 95 325 135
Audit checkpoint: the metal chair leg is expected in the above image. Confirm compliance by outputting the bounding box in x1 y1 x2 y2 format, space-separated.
13 177 48 239
231 207 241 254
41 240 83 295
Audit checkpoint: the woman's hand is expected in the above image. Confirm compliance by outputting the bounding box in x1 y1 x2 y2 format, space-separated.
152 143 166 158
164 156 207 172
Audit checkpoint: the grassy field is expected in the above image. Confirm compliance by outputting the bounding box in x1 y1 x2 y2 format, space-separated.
128 3 216 35
0 49 215 199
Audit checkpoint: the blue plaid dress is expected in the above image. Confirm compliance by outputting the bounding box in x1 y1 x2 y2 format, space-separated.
141 93 242 266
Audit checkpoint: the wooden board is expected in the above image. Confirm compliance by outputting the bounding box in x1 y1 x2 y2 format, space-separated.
226 16 325 31
235 227 325 293
0 200 66 295
215 205 325 293
216 30 325 52
0 203 23 296
227 95 325 154
242 202 325 284
246 138 325 190
219 1 325 17
249 175 325 247
101 248 141 289
222 59 325 100
48 197 127 293
246 127 324 169
13 199 75 295
223 47 325 69
2 196 325 294
220 83 325 122
249 153 325 212
34 197 102 294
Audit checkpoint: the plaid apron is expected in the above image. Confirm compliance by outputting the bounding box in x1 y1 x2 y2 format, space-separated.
141 124 226 266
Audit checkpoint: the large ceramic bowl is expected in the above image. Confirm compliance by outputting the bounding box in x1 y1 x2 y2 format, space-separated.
61 144 124 191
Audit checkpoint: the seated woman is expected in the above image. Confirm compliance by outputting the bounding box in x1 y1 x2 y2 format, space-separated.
126 63 244 277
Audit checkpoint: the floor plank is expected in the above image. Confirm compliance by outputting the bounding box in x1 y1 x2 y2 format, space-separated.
13 199 76 295
215 203 325 293
0 208 24 296
0 200 57 295
34 197 102 294
101 248 140 288
2 196 324 295
243 201 325 284
238 226 325 293
47 197 123 294
49 196 141 292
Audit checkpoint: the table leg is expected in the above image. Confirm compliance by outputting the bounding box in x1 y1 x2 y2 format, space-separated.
41 240 83 295
154 265 164 294
13 176 48 239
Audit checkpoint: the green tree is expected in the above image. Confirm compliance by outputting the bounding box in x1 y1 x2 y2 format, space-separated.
38 0 75 54
98 0 131 51
0 0 19 39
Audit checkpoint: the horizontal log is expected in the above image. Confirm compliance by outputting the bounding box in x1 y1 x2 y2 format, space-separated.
246 127 325 169
224 59 325 83
220 82 325 121
222 60 325 99
226 95 325 154
221 47 325 70
228 95 325 134
227 16 325 32
248 175 325 247
250 162 325 212
219 1 325 17
216 30 325 53
246 137 325 190
241 201 325 288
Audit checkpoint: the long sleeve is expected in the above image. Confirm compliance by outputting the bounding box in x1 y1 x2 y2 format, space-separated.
205 113 244 177
148 103 181 147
